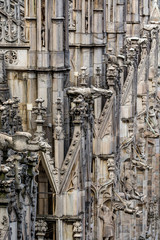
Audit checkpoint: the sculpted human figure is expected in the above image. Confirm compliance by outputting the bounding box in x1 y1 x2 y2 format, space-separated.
132 158 152 170
99 205 115 240
107 158 115 180
69 0 75 28
120 159 144 201
120 160 135 198
136 118 146 158
114 192 142 217
148 106 159 135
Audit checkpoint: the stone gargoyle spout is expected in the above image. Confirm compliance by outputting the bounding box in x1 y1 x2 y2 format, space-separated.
0 132 51 152
67 85 112 99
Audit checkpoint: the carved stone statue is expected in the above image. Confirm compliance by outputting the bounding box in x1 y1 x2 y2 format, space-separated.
137 120 146 159
107 158 115 180
120 159 144 201
99 205 115 240
69 0 75 29
132 158 152 170
114 192 142 217
147 105 159 135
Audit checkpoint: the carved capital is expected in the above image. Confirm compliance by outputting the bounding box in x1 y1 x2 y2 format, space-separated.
35 220 47 240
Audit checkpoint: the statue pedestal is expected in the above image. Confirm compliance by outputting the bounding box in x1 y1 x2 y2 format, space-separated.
36 232 45 240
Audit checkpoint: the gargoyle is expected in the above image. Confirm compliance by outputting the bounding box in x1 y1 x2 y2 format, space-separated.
67 85 112 99
0 132 51 152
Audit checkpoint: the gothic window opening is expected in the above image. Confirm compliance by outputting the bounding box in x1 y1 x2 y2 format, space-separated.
75 0 82 9
41 0 45 47
36 162 53 216
127 0 133 17
110 0 113 22
85 0 89 32
46 222 56 240
94 0 102 9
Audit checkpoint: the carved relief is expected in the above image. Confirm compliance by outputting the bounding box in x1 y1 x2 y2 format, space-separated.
5 17 18 42
0 0 28 44
4 50 18 64
35 219 47 239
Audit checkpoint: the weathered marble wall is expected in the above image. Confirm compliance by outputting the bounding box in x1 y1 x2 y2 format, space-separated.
0 0 160 240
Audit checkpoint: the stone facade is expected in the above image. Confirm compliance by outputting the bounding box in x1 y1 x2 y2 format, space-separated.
0 0 160 240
